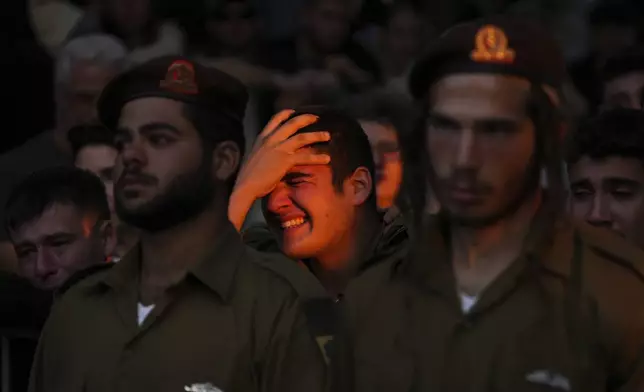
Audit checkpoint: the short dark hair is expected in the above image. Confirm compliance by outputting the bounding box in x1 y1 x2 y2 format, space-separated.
181 103 246 189
5 166 111 236
67 124 116 160
288 106 376 201
601 47 644 84
565 108 644 166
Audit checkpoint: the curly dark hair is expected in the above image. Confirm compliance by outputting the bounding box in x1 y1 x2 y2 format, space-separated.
565 108 644 166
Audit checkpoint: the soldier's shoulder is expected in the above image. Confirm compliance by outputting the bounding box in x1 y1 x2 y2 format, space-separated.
56 262 114 298
573 220 644 283
241 224 281 253
569 221 644 340
238 246 301 296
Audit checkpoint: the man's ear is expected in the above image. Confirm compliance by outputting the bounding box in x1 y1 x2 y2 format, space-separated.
344 166 373 206
212 141 241 182
99 221 116 260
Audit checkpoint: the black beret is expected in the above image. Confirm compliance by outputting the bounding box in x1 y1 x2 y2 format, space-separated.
409 16 566 100
98 55 248 130
287 106 365 137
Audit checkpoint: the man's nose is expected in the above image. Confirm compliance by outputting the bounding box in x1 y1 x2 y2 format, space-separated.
35 248 58 279
455 129 477 168
586 195 613 228
120 138 148 167
264 185 291 214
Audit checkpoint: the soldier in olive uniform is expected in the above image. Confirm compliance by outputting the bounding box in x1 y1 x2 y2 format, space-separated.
334 17 644 391
28 56 325 392
228 107 410 363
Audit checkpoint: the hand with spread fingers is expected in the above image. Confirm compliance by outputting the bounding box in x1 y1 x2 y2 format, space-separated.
228 110 331 231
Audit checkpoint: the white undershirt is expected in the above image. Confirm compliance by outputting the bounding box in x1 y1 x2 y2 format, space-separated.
137 303 156 326
459 293 478 313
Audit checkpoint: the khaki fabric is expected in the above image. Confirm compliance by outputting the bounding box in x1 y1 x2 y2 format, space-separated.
336 213 644 392
28 223 325 392
242 208 412 366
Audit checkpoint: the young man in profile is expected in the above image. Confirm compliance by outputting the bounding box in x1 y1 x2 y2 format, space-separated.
68 123 139 259
29 56 325 392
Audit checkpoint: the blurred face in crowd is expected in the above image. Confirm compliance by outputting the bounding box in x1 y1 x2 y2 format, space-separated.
426 74 537 226
359 120 402 210
569 156 644 248
58 61 117 131
113 97 238 232
263 148 370 266
384 7 426 63
305 0 351 52
10 204 111 290
103 0 151 34
75 144 118 215
207 0 258 51
602 72 644 110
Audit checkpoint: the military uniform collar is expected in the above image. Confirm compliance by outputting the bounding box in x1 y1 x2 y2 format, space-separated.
408 207 576 295
357 207 409 274
99 221 243 303
190 221 244 302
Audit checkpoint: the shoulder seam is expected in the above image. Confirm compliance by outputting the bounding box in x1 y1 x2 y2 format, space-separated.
56 263 113 297
588 245 644 284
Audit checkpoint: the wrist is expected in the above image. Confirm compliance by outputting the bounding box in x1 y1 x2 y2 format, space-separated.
228 185 259 231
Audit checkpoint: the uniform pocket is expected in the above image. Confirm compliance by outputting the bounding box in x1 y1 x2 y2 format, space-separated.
490 317 577 392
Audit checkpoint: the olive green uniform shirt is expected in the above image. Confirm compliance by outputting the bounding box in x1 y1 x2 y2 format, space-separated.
241 208 411 365
337 214 644 392
28 223 325 392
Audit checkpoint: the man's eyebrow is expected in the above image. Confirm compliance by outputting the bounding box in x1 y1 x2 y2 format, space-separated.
475 117 521 125
283 172 314 181
427 112 459 125
605 177 641 187
42 232 77 242
13 240 33 250
114 123 181 137
570 178 592 188
14 232 77 249
139 122 181 135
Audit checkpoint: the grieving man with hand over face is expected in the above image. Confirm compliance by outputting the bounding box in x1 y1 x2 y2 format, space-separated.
229 107 411 363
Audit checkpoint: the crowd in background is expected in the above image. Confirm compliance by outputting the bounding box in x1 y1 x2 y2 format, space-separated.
6 0 643 243
11 0 644 153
